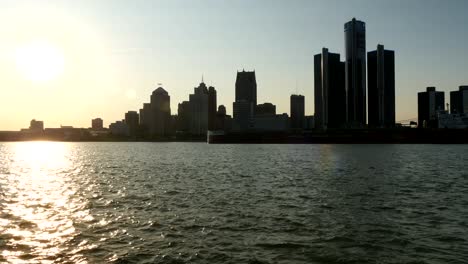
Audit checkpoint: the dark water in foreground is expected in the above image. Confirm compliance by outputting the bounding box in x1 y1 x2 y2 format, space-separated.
0 142 467 264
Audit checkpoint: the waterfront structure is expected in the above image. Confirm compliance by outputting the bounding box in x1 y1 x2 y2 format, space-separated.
438 111 468 129
255 103 276 116
150 87 171 136
418 87 445 128
252 113 289 132
314 48 346 129
125 111 139 137
29 119 44 132
290 94 305 129
450 86 468 114
345 18 367 126
235 70 257 111
367 44 395 128
91 118 103 130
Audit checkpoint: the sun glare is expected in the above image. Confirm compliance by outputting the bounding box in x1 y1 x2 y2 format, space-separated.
14 40 65 82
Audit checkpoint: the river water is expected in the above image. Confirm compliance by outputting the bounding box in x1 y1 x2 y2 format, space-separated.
0 142 467 263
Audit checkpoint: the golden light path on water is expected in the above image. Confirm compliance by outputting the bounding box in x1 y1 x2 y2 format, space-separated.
0 142 92 263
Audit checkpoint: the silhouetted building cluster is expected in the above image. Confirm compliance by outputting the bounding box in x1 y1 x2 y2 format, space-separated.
314 18 396 130
14 18 468 141
417 86 468 129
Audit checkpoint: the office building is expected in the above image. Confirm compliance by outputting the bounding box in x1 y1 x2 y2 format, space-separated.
150 87 171 136
233 70 257 130
29 119 44 132
233 100 253 131
91 118 103 130
189 82 210 135
177 101 191 132
215 105 232 131
255 103 276 116
235 70 257 113
450 86 468 114
125 111 139 137
367 44 395 128
314 48 346 129
418 87 445 128
252 113 289 132
109 120 129 136
208 86 217 131
345 18 367 126
290 94 305 129
139 103 151 132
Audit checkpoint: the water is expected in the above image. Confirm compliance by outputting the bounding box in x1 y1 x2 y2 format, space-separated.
0 142 467 264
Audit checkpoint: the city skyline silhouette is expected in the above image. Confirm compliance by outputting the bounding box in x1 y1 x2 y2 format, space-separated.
1 0 468 130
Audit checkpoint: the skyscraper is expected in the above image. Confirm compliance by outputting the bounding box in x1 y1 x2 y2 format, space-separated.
450 86 468 114
177 101 191 132
139 103 151 134
235 70 257 113
345 18 366 126
233 70 257 131
125 111 139 137
189 82 212 135
208 86 217 131
290 94 305 129
233 100 253 131
314 48 346 130
367 44 395 128
150 87 171 136
418 87 445 128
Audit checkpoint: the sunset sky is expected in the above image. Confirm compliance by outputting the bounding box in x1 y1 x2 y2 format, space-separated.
1 0 467 130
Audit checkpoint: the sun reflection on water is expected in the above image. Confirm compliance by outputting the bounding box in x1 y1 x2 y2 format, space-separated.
0 142 90 263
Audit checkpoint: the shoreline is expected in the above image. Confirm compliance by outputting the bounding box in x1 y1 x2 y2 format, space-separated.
0 129 467 144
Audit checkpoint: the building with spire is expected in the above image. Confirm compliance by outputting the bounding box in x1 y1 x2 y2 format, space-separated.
186 80 217 135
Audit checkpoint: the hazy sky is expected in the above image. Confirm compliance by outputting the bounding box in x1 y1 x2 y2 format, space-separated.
1 0 468 130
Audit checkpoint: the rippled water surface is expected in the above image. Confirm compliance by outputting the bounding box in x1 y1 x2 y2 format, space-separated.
1 142 468 263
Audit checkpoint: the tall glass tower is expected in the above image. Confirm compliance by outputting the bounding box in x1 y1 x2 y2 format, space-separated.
345 18 366 127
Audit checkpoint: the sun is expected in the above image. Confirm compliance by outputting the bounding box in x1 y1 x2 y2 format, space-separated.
14 40 65 82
